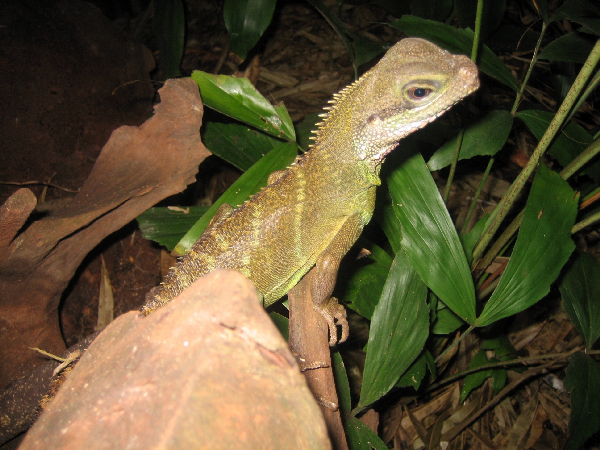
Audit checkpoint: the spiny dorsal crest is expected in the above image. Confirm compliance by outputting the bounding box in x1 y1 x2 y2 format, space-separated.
307 71 375 148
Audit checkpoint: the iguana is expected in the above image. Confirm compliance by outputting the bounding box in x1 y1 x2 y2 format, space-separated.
143 38 479 345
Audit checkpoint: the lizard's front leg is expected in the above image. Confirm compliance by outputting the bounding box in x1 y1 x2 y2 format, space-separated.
308 215 364 345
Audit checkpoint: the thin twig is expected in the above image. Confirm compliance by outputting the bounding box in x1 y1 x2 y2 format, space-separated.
0 180 78 193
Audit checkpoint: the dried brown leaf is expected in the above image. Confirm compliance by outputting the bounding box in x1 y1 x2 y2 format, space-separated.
0 78 210 387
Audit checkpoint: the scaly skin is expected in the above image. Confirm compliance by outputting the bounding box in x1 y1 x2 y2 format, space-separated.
143 38 479 345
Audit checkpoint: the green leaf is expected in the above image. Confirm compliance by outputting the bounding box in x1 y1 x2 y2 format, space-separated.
553 0 600 37
153 0 185 79
476 164 578 326
352 36 388 69
223 0 277 59
203 121 282 171
461 213 489 264
338 241 393 320
482 335 517 359
331 352 389 450
191 71 296 141
345 418 389 450
332 351 351 416
516 110 600 182
460 350 492 402
173 142 298 254
381 205 403 254
396 351 435 390
560 250 600 349
136 206 210 251
538 32 597 63
432 307 464 334
269 312 289 341
427 110 513 171
358 250 429 408
390 15 520 91
564 352 600 450
389 151 476 323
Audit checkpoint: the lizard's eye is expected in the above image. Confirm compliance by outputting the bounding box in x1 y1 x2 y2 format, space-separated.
408 87 432 99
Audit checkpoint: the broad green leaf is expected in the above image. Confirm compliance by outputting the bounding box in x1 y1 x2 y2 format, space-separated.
332 351 351 416
203 121 282 171
337 241 393 320
432 307 464 334
359 250 429 408
223 0 277 59
153 0 185 79
389 151 476 323
269 312 289 341
461 213 489 264
136 206 210 251
460 350 492 402
352 36 387 69
173 142 298 255
381 204 403 254
482 335 517 359
553 0 600 37
396 351 436 390
191 71 296 141
428 110 512 171
538 32 597 63
476 164 578 326
390 16 520 91
564 352 600 450
332 352 388 450
560 250 600 349
345 418 389 450
516 110 600 183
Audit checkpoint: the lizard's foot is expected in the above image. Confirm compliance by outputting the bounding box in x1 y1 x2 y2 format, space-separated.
313 297 348 346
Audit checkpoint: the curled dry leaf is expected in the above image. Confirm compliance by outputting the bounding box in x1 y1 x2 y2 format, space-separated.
0 78 210 388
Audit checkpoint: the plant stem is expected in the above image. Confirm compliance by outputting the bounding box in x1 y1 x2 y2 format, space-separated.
443 129 464 203
427 347 595 394
559 137 600 180
472 38 600 266
475 137 600 274
461 157 494 235
435 325 475 364
443 2 483 205
573 209 600 234
511 22 547 115
470 0 483 62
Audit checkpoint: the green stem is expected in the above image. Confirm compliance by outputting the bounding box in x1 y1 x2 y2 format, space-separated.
471 0 484 61
461 157 494 235
435 325 475 364
472 38 600 265
573 209 600 234
511 21 547 115
559 137 600 180
475 137 600 274
443 129 464 203
427 347 593 394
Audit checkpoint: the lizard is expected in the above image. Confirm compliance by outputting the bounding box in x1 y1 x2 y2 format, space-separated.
142 38 479 345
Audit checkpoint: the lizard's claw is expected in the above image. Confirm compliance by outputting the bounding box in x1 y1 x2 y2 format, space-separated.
314 297 348 346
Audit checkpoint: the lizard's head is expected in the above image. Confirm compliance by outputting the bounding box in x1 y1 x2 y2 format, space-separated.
317 38 479 165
